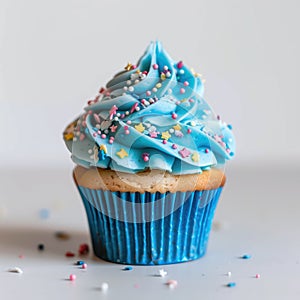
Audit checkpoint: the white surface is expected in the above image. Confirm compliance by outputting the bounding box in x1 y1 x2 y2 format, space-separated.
1 0 300 167
1 165 300 300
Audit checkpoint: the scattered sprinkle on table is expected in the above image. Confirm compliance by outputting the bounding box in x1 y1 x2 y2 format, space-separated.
227 271 232 277
76 260 85 266
122 266 133 271
69 274 76 281
8 267 23 274
158 269 167 277
55 231 70 240
82 263 87 269
39 208 50 219
255 274 261 278
166 280 178 289
227 282 236 288
78 243 89 255
100 282 109 292
38 244 45 251
65 251 75 257
241 254 251 259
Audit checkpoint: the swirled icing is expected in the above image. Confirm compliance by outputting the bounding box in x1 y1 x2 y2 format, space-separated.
64 41 235 174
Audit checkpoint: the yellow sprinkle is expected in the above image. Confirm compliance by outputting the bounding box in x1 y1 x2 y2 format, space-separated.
160 73 166 80
191 152 200 162
191 68 202 78
156 83 162 88
116 149 128 159
161 131 171 140
124 62 132 71
134 123 145 133
100 144 107 154
64 132 74 141
173 124 181 131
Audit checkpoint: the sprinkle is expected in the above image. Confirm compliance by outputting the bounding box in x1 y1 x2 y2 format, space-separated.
18 254 24 259
125 130 130 135
227 124 233 130
158 269 167 277
162 140 167 144
205 149 210 153
134 123 145 133
64 132 74 141
179 148 191 158
109 105 118 120
227 272 232 277
79 133 85 141
177 61 183 69
173 124 181 131
191 152 200 162
128 86 134 92
241 254 251 259
55 231 70 240
78 244 89 255
179 69 185 74
166 280 178 289
8 267 23 274
187 129 192 134
149 131 158 138
146 90 151 96
156 83 162 88
152 87 158 93
100 282 109 292
175 130 183 138
183 81 189 86
69 274 76 281
76 260 85 265
153 64 159 70
123 86 128 91
39 208 50 219
117 149 129 159
161 131 171 140
163 65 169 71
135 107 140 112
93 114 101 123
38 244 45 251
110 125 118 133
180 88 185 94
165 71 171 78
127 120 132 125
123 266 133 271
227 282 236 288
124 63 132 71
255 274 261 278
65 251 75 257
161 73 166 80
169 128 174 134
130 103 139 113
190 121 196 126
82 263 87 269
172 113 177 119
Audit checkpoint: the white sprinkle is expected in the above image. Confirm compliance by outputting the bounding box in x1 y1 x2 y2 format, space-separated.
100 282 109 292
126 80 132 85
116 113 121 117
227 271 232 277
96 124 101 129
8 267 23 274
179 69 185 74
152 87 158 93
90 155 94 159
168 89 172 94
128 86 134 92
140 74 146 79
123 86 128 91
135 107 140 112
169 128 174 133
88 149 93 154
125 111 129 115
76 131 80 136
149 98 154 103
73 137 78 141
158 269 167 277
104 129 109 134
134 79 140 84
190 121 196 127
114 117 119 121
166 71 171 78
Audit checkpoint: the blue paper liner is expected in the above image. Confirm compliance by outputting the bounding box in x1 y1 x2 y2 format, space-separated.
77 185 223 265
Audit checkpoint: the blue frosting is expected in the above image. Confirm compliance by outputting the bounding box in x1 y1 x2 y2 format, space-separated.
64 41 235 174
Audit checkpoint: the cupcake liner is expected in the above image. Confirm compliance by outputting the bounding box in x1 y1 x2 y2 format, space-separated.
77 185 223 265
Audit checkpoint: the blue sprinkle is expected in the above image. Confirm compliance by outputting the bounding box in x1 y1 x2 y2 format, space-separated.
76 260 85 265
227 282 236 288
39 209 50 219
227 124 233 130
242 254 251 259
122 266 133 271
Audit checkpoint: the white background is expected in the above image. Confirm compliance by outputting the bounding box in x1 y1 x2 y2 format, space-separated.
1 0 299 168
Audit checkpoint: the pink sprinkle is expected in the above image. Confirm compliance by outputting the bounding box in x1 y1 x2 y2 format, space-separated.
177 61 183 69
125 130 130 135
82 264 87 269
93 133 97 137
69 274 76 281
146 90 151 96
94 114 101 123
172 113 177 119
167 279 178 288
124 126 129 130
183 81 189 86
79 133 85 141
142 71 148 75
127 120 132 125
162 140 167 144
189 98 194 102
110 136 115 140
19 254 24 259
101 134 106 139
255 274 260 278
81 121 87 127
180 88 185 94
109 139 114 144
130 103 138 113
131 65 137 69
172 144 177 149
141 99 146 104
88 110 93 115
187 129 192 134
205 149 209 153
143 156 149 162
153 64 159 70
121 114 125 119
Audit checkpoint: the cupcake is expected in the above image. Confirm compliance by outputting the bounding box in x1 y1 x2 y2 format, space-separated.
63 41 235 265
